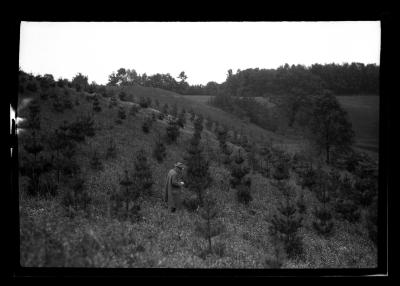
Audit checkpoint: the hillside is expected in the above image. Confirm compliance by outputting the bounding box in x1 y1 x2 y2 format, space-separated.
17 82 378 268
183 94 380 158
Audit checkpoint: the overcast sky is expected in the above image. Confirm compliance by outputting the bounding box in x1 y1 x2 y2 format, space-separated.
19 21 381 86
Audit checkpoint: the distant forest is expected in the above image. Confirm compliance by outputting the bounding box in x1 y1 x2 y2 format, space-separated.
104 63 379 97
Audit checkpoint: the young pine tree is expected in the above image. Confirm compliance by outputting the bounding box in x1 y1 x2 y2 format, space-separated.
193 114 204 134
52 96 65 113
105 137 117 159
333 175 361 223
92 95 101 112
62 175 91 217
129 104 140 117
184 129 211 206
142 116 152 133
90 149 103 171
205 116 213 131
165 118 180 144
47 127 77 184
189 108 195 122
230 149 252 205
139 96 149 108
132 149 154 197
272 160 290 181
161 103 169 116
312 169 334 237
352 176 378 208
21 100 52 196
152 133 167 163
259 142 273 178
22 132 47 196
269 181 303 259
366 196 378 246
116 106 126 124
171 103 178 118
117 169 139 220
216 125 232 165
109 95 118 109
177 109 186 128
195 192 225 257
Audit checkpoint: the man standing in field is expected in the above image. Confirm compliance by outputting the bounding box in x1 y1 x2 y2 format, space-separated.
164 162 185 212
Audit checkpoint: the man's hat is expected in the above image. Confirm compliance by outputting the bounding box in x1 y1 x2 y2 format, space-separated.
174 162 184 169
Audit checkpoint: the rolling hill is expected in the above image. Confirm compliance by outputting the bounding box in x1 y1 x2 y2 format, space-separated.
17 82 378 268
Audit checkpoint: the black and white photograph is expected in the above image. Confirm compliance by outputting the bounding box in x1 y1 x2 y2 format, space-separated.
11 20 388 274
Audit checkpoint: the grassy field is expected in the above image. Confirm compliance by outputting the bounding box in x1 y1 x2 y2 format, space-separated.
184 94 380 157
17 84 377 268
